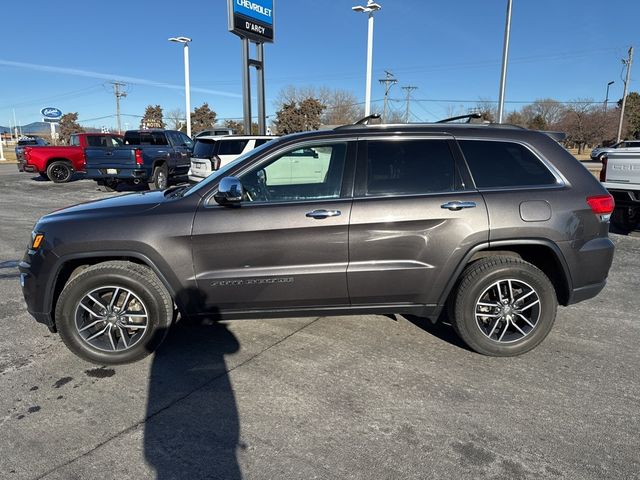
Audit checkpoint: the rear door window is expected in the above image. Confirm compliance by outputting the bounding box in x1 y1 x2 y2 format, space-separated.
86 136 109 147
459 140 557 188
365 139 457 196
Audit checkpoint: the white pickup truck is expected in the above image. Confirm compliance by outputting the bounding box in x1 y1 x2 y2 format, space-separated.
600 151 640 233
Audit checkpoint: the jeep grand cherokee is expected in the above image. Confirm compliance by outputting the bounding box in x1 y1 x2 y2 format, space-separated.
19 119 615 364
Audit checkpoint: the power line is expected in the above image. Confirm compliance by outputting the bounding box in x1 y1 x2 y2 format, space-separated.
379 71 398 123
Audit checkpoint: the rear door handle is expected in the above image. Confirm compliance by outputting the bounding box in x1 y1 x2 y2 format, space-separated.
441 201 476 211
306 209 341 219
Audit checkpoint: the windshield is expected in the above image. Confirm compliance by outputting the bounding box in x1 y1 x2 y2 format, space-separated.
183 139 278 197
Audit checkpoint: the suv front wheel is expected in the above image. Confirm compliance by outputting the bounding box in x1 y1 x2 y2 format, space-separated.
451 257 557 357
55 261 174 364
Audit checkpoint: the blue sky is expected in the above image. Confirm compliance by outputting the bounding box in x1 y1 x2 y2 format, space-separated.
0 0 637 130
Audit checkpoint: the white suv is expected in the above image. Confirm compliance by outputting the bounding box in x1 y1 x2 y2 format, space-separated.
188 135 277 183
591 140 640 161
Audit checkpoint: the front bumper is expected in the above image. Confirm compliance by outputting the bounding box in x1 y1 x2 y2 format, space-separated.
19 248 59 332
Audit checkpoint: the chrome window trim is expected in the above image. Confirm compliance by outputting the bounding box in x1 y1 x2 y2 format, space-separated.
456 137 569 189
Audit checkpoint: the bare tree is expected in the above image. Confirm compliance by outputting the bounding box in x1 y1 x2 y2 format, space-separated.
556 100 604 153
274 85 360 126
166 109 185 131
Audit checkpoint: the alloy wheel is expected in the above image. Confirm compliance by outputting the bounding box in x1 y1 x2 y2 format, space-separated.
74 286 149 352
474 279 541 343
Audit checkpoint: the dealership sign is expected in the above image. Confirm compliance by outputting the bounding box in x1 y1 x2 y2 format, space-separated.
41 107 63 120
228 0 274 43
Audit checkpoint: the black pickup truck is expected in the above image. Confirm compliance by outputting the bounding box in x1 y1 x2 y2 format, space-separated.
84 129 194 190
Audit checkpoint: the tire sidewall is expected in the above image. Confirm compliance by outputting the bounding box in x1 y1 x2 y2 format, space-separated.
457 263 557 356
150 165 168 190
47 162 73 183
56 269 169 364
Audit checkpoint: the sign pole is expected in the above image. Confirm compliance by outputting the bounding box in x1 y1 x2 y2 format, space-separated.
256 43 266 135
242 37 252 135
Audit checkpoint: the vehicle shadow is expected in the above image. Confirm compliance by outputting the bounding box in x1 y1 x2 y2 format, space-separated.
402 314 473 352
30 172 85 183
144 290 242 480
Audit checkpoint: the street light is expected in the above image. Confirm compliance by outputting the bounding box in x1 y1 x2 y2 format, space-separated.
169 36 192 137
497 0 513 124
352 1 382 117
605 80 615 112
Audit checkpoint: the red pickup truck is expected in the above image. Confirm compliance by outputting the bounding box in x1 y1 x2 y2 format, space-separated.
18 133 123 183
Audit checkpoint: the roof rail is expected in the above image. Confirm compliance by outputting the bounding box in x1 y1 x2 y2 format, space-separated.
436 113 482 123
334 113 381 130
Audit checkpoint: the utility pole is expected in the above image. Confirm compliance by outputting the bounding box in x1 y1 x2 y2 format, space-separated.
402 86 418 123
379 70 397 123
617 46 634 142
111 82 127 134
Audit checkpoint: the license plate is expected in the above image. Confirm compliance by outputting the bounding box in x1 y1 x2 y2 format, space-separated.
106 168 118 175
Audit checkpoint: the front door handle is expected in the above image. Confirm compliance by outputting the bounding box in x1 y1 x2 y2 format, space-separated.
441 201 477 211
306 209 341 219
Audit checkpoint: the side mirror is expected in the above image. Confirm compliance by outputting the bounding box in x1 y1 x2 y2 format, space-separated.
214 177 243 205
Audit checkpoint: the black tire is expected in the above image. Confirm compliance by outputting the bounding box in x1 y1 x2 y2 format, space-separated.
55 261 174 364
97 179 119 192
451 257 557 357
39 172 50 181
47 161 73 183
149 164 168 190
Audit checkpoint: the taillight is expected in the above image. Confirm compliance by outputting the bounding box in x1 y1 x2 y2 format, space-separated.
587 194 615 215
135 149 143 165
212 155 221 170
599 155 608 182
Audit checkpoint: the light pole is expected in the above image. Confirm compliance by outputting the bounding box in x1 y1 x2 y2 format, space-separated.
497 0 513 124
352 1 381 117
604 80 614 112
169 36 192 137
0 130 5 161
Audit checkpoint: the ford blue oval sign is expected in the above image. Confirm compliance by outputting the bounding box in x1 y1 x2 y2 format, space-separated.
41 107 63 119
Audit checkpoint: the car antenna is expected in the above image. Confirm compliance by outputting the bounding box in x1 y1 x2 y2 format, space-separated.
436 113 482 124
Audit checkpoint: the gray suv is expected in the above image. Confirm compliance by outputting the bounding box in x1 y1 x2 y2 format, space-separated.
20 119 615 364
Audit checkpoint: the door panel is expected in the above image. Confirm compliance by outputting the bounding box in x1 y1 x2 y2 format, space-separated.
348 192 488 305
191 200 351 311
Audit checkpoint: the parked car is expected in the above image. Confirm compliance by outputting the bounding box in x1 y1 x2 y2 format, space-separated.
194 128 234 138
188 135 277 182
20 117 615 364
15 136 47 163
18 133 123 183
84 129 194 191
590 139 640 161
600 151 640 233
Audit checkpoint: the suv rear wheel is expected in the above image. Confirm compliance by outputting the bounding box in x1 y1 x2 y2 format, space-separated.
55 261 174 364
451 257 557 356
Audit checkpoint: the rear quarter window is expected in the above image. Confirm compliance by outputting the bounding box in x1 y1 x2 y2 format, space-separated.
217 139 249 155
459 140 557 188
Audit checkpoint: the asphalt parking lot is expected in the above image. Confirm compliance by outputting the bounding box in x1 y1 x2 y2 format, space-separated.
0 163 638 480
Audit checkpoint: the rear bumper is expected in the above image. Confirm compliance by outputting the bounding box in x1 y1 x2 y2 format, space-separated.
559 236 614 305
567 280 607 305
85 167 149 181
17 159 37 173
605 187 640 209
